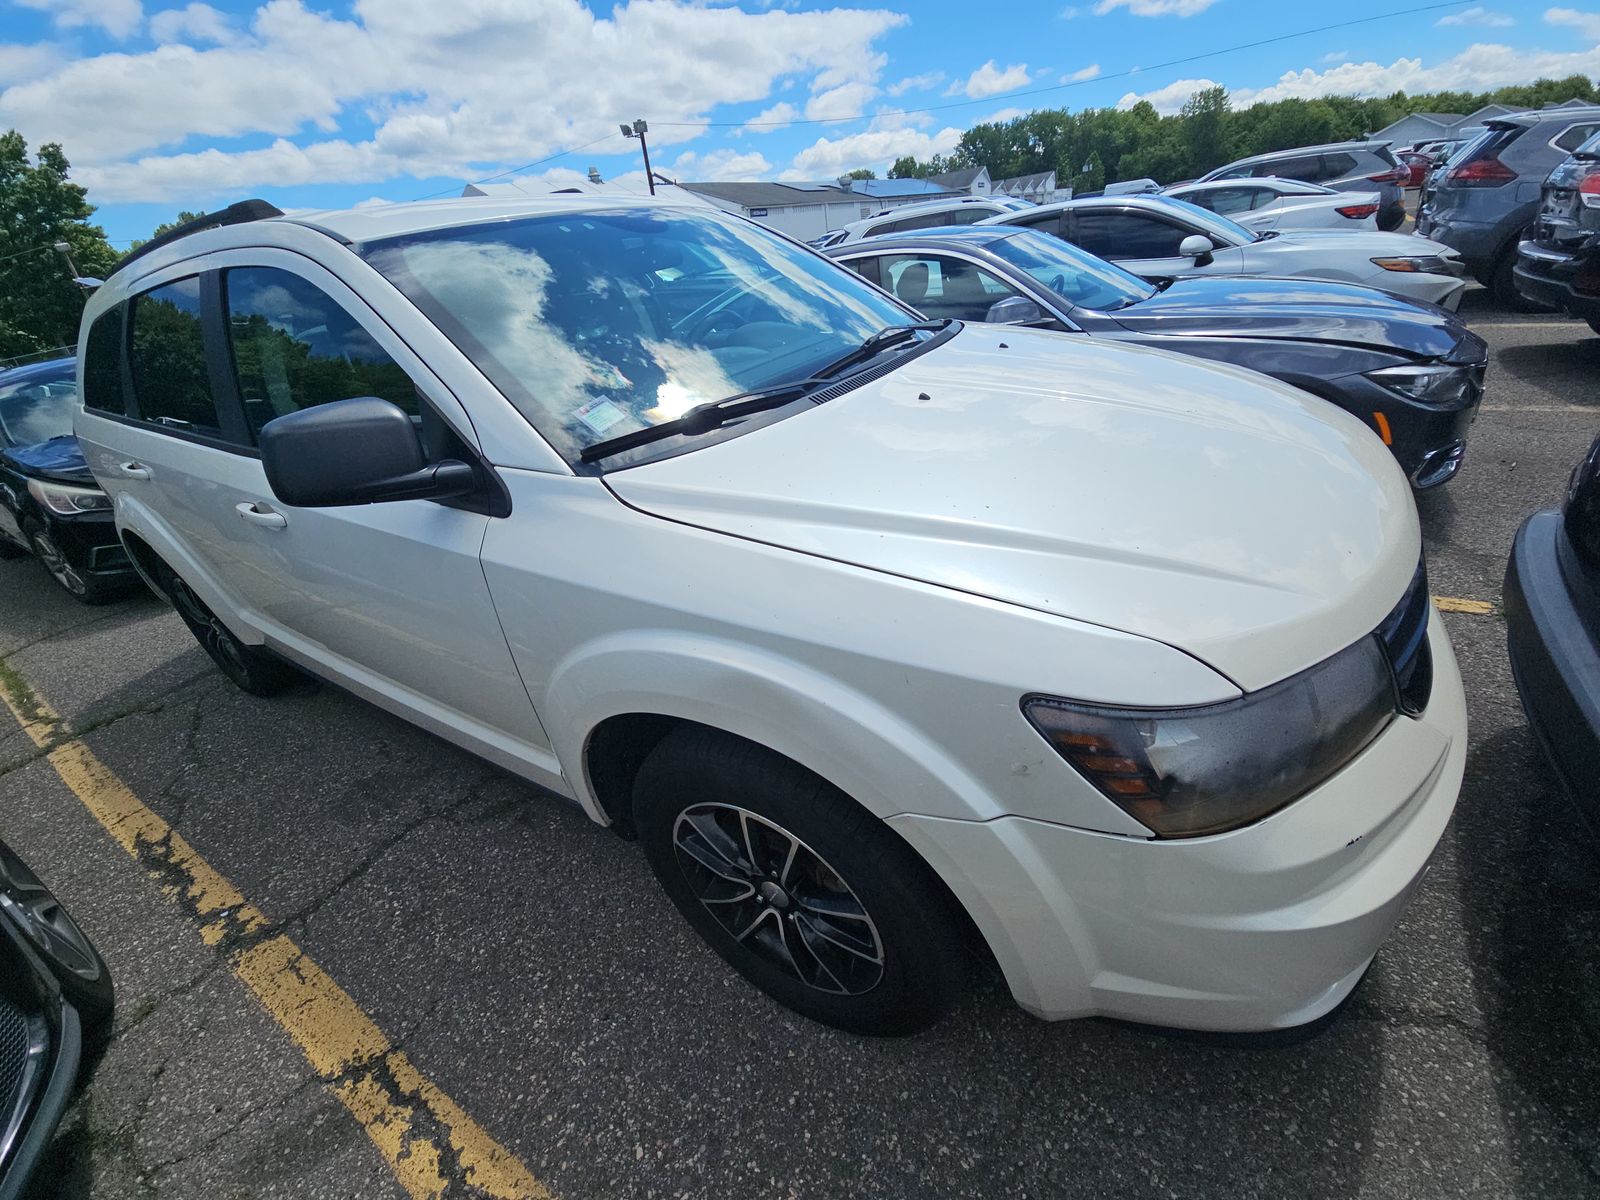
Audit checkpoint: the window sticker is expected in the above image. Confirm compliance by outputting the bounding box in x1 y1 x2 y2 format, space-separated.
576 395 629 435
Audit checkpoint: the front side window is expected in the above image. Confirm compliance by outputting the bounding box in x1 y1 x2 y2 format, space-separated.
363 207 911 463
82 304 126 415
223 267 418 438
876 254 1018 321
128 277 223 437
0 362 76 446
1070 210 1189 259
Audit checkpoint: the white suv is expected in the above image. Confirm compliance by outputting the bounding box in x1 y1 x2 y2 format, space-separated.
825 196 1035 245
75 196 1466 1035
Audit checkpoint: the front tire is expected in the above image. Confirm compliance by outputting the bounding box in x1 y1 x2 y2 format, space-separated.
633 727 966 1036
23 519 125 605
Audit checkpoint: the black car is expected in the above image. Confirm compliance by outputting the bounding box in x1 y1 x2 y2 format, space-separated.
0 358 136 603
1514 129 1600 334
0 840 113 1200
828 227 1487 489
1505 434 1600 835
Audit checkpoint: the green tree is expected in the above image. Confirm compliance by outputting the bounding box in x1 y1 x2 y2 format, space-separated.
844 168 876 180
0 131 118 361
127 210 208 252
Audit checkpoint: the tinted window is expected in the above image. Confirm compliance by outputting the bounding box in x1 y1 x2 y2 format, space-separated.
128 277 222 436
0 363 76 446
224 267 418 438
83 303 126 414
1321 152 1358 179
878 254 1018 321
1555 122 1600 152
1012 211 1062 237
843 257 881 287
1259 155 1321 182
1071 210 1189 259
1190 187 1258 215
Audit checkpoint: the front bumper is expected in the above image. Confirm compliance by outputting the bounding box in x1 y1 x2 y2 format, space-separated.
1365 268 1467 311
34 511 133 582
1327 359 1483 490
1504 510 1600 834
1513 240 1600 323
891 612 1466 1032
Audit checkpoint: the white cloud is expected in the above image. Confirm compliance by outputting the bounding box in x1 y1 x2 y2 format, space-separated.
779 125 965 180
0 0 909 203
1117 77 1218 114
1545 6 1600 38
977 108 1027 126
13 0 143 38
1320 49 1349 64
1068 63 1101 81
805 81 875 120
746 101 799 130
1094 0 1220 16
669 147 772 180
0 43 63 86
887 70 944 96
1437 7 1514 26
958 60 1030 99
1232 41 1600 106
1059 5 1083 16
149 3 239 45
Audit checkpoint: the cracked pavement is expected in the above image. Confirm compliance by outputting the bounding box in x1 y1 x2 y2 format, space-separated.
2 292 1598 1199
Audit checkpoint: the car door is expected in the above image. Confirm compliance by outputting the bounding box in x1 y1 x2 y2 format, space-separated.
81 254 548 753
1065 207 1204 279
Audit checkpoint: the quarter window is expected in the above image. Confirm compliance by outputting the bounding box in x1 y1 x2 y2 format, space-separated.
128 277 224 437
1555 123 1600 152
82 303 126 415
223 267 418 438
1321 153 1358 180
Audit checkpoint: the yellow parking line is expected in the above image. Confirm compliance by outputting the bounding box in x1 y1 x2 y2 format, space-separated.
0 663 549 1200
1433 596 1495 615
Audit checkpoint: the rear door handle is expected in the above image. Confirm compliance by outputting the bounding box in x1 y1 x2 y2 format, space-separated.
235 501 287 530
118 461 150 480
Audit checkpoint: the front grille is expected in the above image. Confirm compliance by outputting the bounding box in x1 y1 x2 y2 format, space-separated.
1377 561 1433 715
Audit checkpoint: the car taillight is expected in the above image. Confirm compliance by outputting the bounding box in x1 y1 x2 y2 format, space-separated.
1366 169 1399 184
1447 157 1515 187
1580 173 1600 208
1337 202 1379 219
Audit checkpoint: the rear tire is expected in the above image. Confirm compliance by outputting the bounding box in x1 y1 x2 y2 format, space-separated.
163 571 300 697
633 726 966 1036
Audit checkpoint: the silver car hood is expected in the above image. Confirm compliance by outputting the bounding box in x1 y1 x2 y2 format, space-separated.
605 323 1420 690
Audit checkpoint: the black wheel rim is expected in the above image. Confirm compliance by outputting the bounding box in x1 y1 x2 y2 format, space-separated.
672 803 885 996
169 579 251 684
31 530 87 595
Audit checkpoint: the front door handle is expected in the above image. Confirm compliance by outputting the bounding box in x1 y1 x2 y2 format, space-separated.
118 461 150 480
235 501 287 530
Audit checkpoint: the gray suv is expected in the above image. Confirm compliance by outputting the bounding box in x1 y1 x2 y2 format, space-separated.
1195 141 1407 231
1418 106 1600 306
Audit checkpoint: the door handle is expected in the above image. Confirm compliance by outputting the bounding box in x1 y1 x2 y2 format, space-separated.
235 501 287 530
118 461 150 480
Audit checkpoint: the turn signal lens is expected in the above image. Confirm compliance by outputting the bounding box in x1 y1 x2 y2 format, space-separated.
1022 637 1397 839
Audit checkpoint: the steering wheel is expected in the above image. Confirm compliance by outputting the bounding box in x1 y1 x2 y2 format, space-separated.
1048 273 1068 296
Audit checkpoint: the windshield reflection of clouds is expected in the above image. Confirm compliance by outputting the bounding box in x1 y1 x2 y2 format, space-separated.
369 208 908 462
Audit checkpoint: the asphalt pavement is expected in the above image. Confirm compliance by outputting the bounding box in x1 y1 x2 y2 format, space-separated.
2 290 1598 1199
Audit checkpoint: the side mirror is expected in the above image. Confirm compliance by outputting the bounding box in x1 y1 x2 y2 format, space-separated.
260 396 477 508
1179 234 1215 259
984 295 1047 325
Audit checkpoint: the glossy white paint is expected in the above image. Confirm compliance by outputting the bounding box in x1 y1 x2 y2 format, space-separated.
75 197 1466 1031
1164 181 1382 232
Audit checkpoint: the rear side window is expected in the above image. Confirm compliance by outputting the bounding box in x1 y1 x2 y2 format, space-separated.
128 277 223 437
1258 155 1321 182
82 303 126 415
223 267 418 439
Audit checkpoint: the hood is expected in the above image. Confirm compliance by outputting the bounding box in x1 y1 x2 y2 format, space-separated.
1108 275 1462 358
605 323 1420 691
0 436 94 485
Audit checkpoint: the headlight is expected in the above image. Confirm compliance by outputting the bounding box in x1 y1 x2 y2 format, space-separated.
1365 363 1474 407
1022 637 1396 838
1371 255 1450 273
26 478 112 516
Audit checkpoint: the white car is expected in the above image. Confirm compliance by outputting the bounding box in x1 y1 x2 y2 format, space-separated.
74 196 1466 1036
1163 178 1382 232
823 195 1036 246
981 195 1468 309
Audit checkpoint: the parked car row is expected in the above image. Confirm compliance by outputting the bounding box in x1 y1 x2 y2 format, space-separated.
1514 127 1600 332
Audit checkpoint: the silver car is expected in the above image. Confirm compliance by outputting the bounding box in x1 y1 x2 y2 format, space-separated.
1195 140 1408 231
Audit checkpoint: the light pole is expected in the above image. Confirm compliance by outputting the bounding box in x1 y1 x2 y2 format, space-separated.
620 119 655 195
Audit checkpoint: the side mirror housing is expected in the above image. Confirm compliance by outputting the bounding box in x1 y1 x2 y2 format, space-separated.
260 396 477 508
1179 234 1215 263
984 295 1047 325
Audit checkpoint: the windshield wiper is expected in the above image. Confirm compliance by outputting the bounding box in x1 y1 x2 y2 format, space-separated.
810 320 951 381
579 380 821 464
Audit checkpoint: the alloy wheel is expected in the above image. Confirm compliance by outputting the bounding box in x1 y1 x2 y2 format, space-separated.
672 803 885 995
30 529 87 596
168 578 251 683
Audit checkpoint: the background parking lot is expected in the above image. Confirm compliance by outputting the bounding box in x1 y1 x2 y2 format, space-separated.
3 294 1598 1200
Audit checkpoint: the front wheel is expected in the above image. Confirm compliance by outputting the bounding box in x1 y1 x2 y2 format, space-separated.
23 519 124 605
634 727 966 1036
165 573 301 697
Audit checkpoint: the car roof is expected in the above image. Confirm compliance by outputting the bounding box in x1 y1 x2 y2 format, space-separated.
1488 105 1600 128
0 357 75 387
987 194 1186 219
833 226 1021 250
850 197 1014 223
1224 140 1388 166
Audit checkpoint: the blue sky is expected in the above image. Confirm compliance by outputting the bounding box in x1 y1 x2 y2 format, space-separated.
1 0 1596 246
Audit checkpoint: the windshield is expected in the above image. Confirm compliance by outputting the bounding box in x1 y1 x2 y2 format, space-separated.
1157 197 1255 246
0 363 77 447
986 230 1155 310
363 207 913 462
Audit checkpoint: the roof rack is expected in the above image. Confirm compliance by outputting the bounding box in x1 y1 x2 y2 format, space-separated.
114 199 284 273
